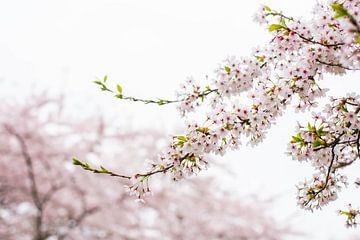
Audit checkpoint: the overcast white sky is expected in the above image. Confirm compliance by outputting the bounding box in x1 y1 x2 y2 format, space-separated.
1 0 359 239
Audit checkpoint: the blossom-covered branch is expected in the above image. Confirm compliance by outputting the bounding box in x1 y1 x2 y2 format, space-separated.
94 75 219 112
77 0 360 227
289 95 359 225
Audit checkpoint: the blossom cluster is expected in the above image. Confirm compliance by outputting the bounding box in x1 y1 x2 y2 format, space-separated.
296 172 348 210
288 94 359 222
175 77 218 115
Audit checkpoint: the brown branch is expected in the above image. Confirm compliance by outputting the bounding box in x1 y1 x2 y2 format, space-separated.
304 138 339 207
316 59 360 71
305 130 360 207
348 12 360 34
97 79 218 106
136 164 175 178
356 130 360 159
334 159 357 169
290 30 345 48
73 153 195 180
312 132 345 151
3 124 45 240
322 144 337 190
344 101 360 107
4 126 42 208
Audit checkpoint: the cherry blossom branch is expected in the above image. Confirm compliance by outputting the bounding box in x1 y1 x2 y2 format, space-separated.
72 157 175 180
356 130 360 159
75 2 360 227
312 132 348 152
265 3 360 49
94 75 219 106
320 143 337 192
304 140 339 207
316 59 360 71
263 7 294 22
332 2 360 34
291 30 345 48
72 158 132 179
137 164 175 178
292 97 359 213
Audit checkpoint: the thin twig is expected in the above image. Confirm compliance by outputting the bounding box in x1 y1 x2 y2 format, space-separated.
290 30 345 48
316 59 360 71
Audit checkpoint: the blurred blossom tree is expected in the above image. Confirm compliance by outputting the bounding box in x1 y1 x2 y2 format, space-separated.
78 0 360 227
0 94 291 240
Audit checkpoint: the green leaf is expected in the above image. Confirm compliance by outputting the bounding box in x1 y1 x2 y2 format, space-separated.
291 133 303 143
280 18 287 28
116 84 123 94
339 211 353 217
103 75 108 83
72 157 82 166
224 124 232 131
176 136 188 142
355 35 360 43
312 139 324 148
175 141 185 147
307 123 316 132
291 136 298 143
224 66 231 73
196 127 209 134
264 5 271 11
268 24 285 32
255 55 265 62
317 127 327 137
94 80 102 85
339 103 348 112
100 166 109 173
157 99 167 105
331 3 349 19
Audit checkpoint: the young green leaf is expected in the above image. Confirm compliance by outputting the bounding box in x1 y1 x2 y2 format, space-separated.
291 133 303 143
331 3 349 19
157 99 167 106
268 24 285 32
116 84 123 94
255 55 265 62
312 139 324 148
176 136 188 142
72 157 82 166
355 35 360 44
224 66 231 73
264 5 271 12
100 166 109 173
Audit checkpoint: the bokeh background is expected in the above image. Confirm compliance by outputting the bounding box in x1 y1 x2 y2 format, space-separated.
0 0 359 239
